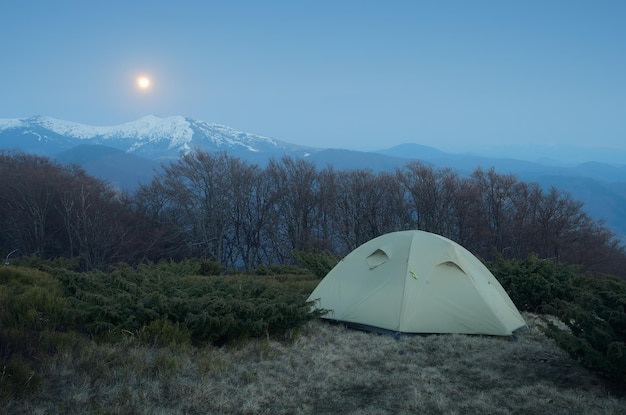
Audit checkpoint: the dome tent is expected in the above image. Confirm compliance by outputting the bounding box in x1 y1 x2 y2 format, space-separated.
307 230 526 336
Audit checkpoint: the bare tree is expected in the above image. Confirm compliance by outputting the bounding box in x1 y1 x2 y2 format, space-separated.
0 153 68 257
397 162 461 237
5 150 625 276
313 166 341 252
153 151 233 262
224 158 276 270
334 169 377 252
469 167 521 258
265 157 319 261
0 151 149 269
131 177 188 261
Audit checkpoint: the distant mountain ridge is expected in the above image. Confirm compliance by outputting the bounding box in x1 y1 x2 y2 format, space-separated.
1 115 625 243
378 143 626 182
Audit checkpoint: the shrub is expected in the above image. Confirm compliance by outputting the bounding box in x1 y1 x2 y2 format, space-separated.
492 255 626 390
254 264 309 276
137 259 203 277
47 264 320 345
0 260 322 400
0 266 71 400
491 254 577 312
198 259 223 276
291 249 340 278
139 318 191 348
0 266 70 334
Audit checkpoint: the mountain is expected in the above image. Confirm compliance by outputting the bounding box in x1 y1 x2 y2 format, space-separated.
1 115 626 242
54 145 163 191
376 143 626 182
460 143 626 166
0 115 315 160
305 149 411 171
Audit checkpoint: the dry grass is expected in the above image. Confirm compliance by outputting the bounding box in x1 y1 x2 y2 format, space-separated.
3 313 625 415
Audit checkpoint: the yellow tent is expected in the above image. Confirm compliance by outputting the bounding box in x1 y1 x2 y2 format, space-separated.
307 230 526 336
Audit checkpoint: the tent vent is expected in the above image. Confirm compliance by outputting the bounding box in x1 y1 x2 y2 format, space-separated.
366 249 389 269
438 261 466 274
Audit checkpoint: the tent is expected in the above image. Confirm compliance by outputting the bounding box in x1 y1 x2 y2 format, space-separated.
307 230 526 336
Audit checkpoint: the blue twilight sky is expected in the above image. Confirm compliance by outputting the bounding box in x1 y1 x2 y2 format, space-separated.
1 0 625 155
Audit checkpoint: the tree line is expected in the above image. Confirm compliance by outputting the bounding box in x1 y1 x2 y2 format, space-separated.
1 150 625 277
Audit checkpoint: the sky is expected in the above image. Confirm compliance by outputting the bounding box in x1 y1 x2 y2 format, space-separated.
2 0 625 155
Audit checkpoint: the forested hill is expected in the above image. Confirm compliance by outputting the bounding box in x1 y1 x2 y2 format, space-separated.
1 150 625 278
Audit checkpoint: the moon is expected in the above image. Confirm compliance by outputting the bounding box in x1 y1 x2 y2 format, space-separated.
137 76 151 90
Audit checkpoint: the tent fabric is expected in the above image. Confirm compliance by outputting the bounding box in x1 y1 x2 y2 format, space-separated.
307 230 526 336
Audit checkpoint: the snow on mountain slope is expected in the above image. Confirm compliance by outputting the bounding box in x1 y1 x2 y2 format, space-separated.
0 118 21 129
0 115 308 158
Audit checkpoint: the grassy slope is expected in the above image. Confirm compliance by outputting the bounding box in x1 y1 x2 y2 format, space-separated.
3 314 625 415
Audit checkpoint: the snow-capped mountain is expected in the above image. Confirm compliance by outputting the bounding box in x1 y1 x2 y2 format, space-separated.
0 115 314 159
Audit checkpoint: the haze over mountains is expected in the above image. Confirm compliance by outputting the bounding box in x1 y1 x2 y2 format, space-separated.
1 115 625 243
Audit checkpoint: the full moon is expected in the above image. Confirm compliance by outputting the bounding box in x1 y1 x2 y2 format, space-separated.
137 76 151 89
